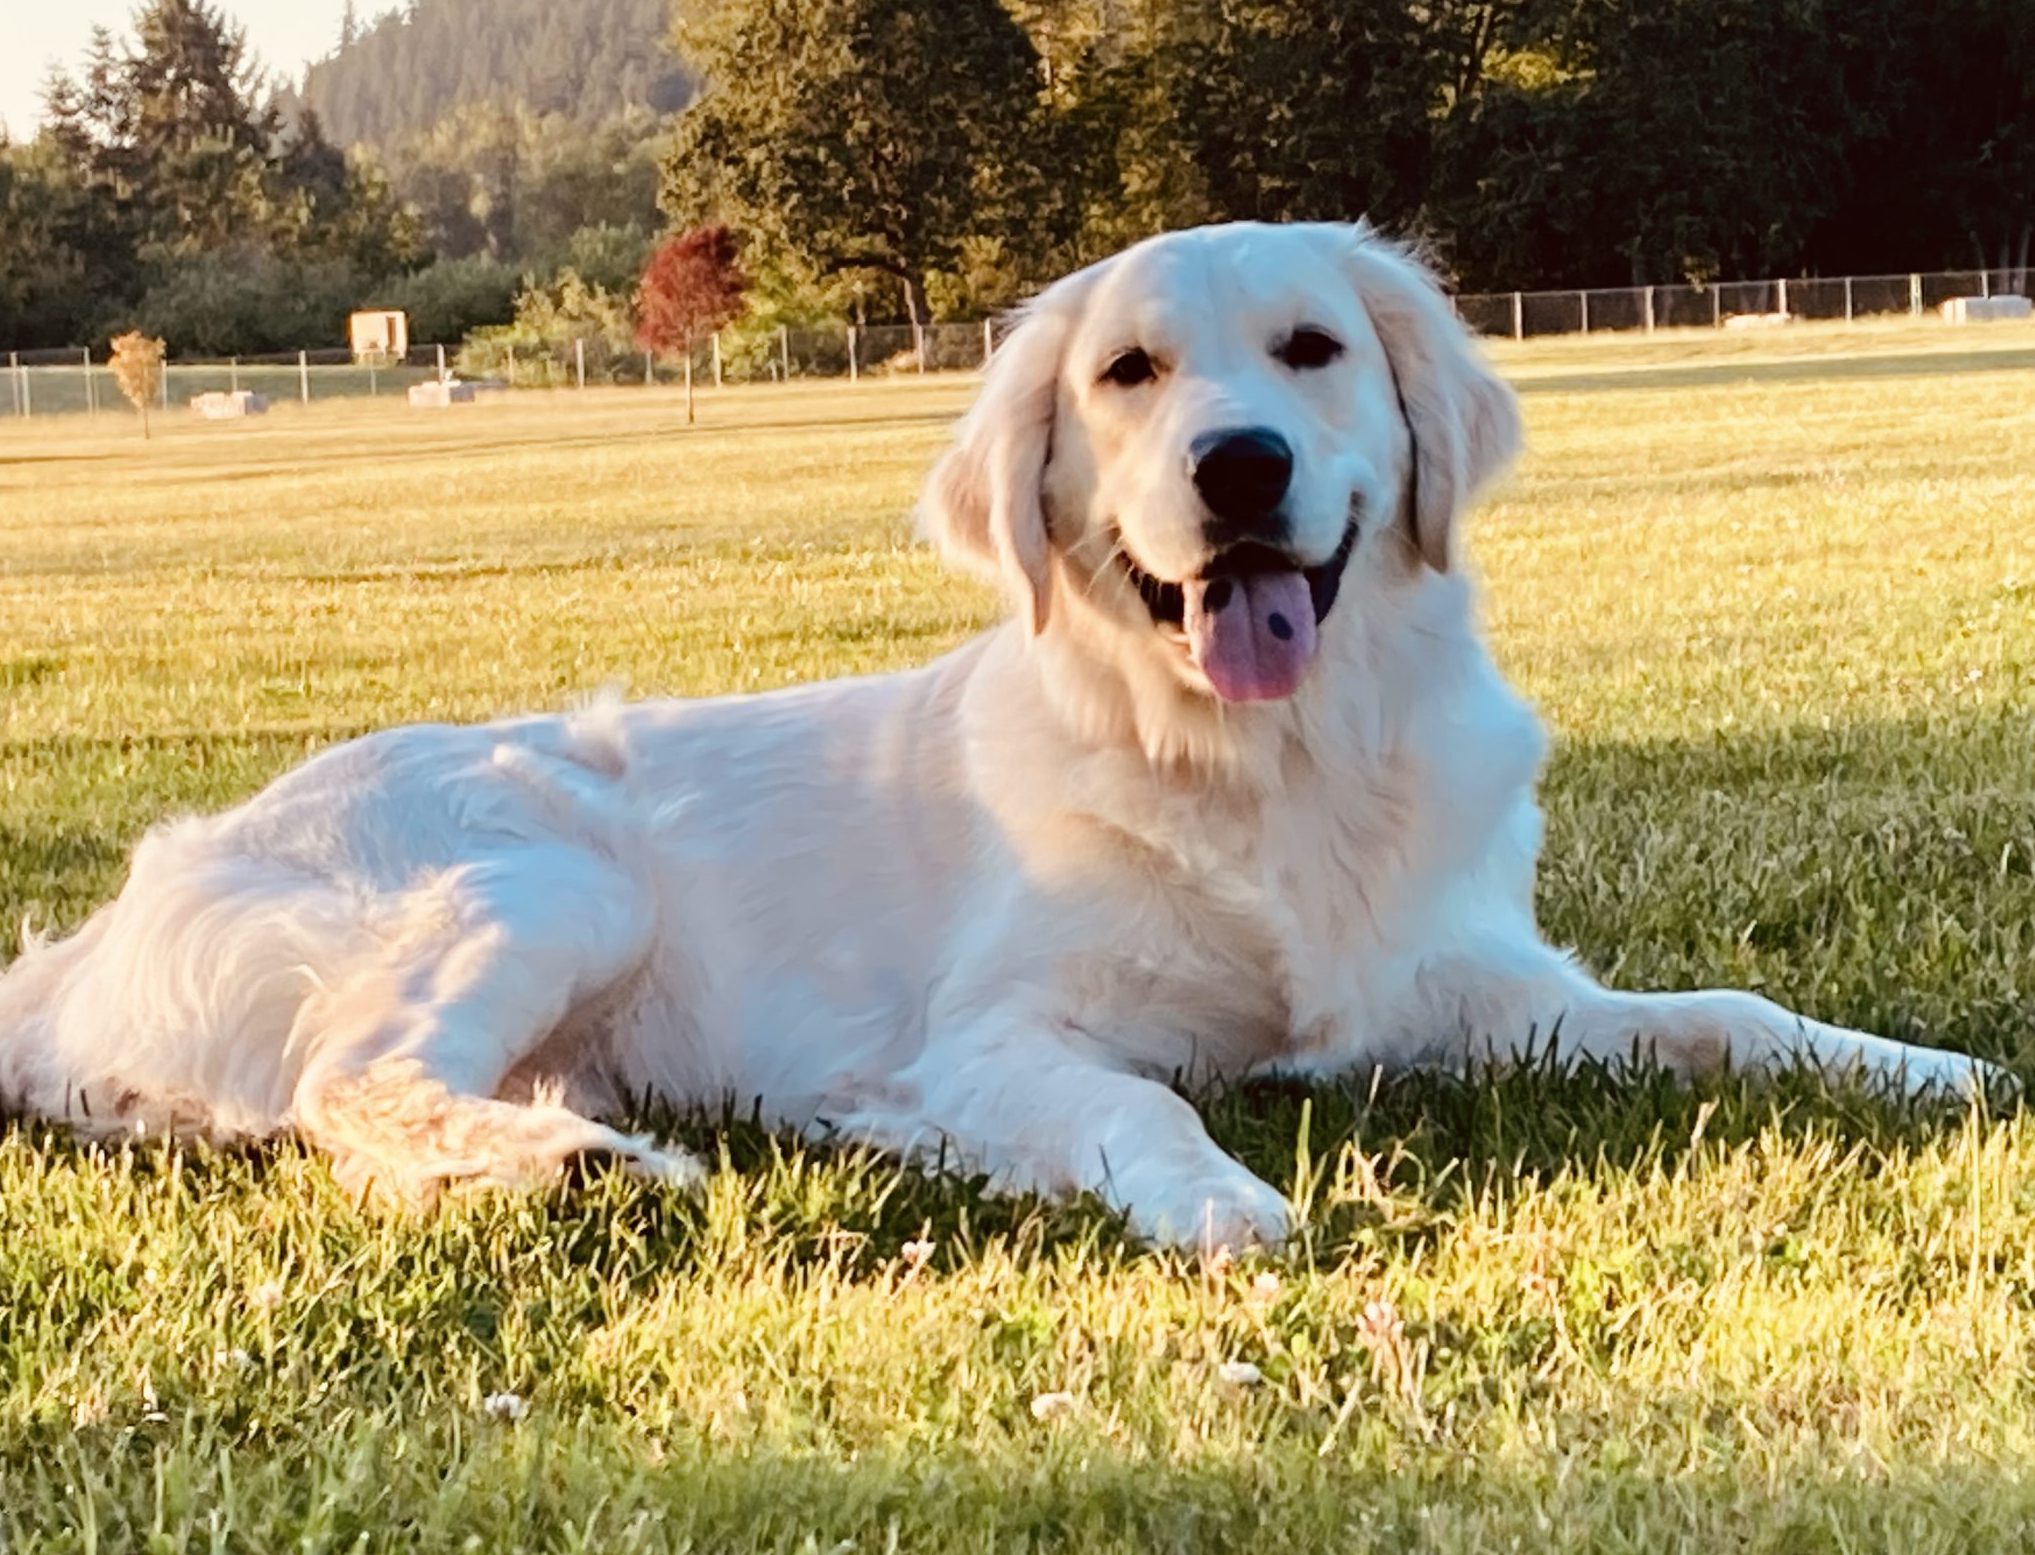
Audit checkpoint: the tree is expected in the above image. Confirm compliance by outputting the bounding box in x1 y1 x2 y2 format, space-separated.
635 226 748 422
367 253 521 342
1097 0 1453 235
1805 0 2035 282
108 330 165 438
26 0 422 350
1413 0 1868 288
664 0 1049 325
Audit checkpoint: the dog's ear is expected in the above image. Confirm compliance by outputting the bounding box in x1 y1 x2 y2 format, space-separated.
917 282 1086 635
1342 232 1521 574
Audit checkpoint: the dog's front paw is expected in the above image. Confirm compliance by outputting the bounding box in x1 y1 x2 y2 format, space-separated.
1125 1164 1292 1255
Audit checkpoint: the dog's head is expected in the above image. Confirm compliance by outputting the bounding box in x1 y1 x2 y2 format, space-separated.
920 222 1519 706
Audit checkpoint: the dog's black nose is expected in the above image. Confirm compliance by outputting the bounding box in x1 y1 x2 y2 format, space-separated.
1190 427 1293 533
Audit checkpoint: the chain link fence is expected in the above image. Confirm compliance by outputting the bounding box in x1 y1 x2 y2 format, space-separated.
1454 269 2028 339
0 345 447 419
6 268 2029 421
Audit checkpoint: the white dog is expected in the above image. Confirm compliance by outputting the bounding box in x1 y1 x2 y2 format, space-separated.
0 223 1994 1248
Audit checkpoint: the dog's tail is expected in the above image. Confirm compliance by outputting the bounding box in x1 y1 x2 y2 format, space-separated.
0 908 122 1132
0 820 335 1142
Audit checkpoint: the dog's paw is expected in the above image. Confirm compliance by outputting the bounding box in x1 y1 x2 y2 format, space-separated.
565 1132 709 1192
1943 1052 2021 1107
1805 1020 2021 1106
1127 1165 1292 1255
620 1139 710 1189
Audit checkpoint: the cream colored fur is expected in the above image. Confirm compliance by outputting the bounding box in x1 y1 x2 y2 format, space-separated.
0 223 1996 1248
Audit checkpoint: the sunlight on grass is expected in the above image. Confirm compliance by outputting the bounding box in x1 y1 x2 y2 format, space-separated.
2 321 2033 1551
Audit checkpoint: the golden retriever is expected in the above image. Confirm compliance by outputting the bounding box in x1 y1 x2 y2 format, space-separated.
0 222 1994 1249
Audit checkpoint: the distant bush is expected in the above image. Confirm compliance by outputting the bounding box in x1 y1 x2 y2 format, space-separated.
546 223 656 298
130 247 367 356
368 256 522 344
457 267 636 385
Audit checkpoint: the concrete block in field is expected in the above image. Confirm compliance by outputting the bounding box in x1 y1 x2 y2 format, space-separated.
190 390 268 419
408 379 478 407
1939 295 2032 323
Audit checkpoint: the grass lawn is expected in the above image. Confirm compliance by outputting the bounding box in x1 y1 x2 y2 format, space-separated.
2 320 2034 1551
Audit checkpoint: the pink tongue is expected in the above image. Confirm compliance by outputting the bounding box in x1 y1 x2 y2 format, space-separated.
1184 568 1319 702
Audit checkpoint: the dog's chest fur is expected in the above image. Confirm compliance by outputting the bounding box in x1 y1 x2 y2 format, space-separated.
1018 662 1545 1079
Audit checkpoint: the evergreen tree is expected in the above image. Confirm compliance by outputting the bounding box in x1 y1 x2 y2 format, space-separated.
19 0 422 349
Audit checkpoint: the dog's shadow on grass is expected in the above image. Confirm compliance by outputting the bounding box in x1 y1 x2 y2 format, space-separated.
556 1048 2017 1277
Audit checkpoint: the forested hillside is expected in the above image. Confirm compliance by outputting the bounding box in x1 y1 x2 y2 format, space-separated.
287 0 693 303
299 0 690 146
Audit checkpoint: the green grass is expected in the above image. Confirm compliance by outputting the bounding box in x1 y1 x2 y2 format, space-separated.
3 321 2034 1551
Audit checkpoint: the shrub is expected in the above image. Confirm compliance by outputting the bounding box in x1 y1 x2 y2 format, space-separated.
368 255 522 343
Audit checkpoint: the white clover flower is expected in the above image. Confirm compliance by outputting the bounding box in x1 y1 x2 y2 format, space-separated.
483 1391 529 1423
1028 1390 1077 1421
1217 1360 1264 1388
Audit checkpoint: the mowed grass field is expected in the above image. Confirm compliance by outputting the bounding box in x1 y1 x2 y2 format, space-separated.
3 319 2035 1551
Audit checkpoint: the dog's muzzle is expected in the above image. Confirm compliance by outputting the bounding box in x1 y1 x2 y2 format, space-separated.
1121 518 1359 630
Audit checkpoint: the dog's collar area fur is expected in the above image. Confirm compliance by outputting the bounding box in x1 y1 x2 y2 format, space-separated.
1119 519 1361 629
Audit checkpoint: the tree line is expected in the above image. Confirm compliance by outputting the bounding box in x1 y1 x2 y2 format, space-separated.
0 0 680 353
666 0 2035 326
2 0 2030 355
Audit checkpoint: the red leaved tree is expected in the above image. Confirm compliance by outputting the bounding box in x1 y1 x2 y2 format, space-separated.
635 225 749 424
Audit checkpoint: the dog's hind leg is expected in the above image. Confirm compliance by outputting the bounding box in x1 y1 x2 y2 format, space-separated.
290 843 701 1201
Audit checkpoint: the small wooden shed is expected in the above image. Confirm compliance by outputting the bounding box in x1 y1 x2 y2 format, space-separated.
349 310 409 361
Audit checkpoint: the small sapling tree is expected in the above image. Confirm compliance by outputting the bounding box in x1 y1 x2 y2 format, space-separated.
109 332 167 439
635 226 748 423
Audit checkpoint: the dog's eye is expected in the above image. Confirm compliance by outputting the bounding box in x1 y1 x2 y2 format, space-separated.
1100 348 1157 388
1277 328 1344 370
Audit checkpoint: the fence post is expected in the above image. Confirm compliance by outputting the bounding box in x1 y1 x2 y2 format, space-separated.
847 325 858 382
1712 287 1721 327
298 350 309 404
5 352 15 418
575 338 586 389
506 345 515 387
913 322 927 373
19 359 28 418
1777 278 1789 318
982 318 994 366
645 349 653 387
161 359 170 412
1981 270 1991 299
778 326 790 381
712 332 723 388
436 342 447 381
82 346 96 416
1909 274 1922 317
369 356 379 396
1643 285 1655 334
1843 276 1853 322
1579 291 1589 335
1510 291 1523 340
